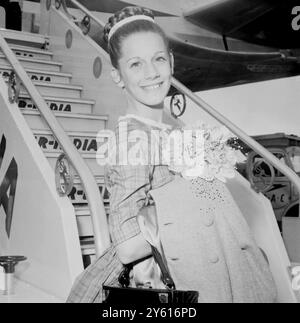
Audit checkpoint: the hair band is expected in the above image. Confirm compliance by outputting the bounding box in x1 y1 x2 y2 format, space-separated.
108 15 155 41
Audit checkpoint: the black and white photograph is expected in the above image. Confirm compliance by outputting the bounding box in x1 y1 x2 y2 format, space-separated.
0 0 300 306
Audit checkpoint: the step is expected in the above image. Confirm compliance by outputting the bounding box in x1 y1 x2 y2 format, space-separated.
18 94 94 114
0 65 72 83
22 110 108 132
0 54 62 72
33 130 98 154
80 237 96 257
67 176 109 205
0 28 50 49
20 81 83 99
4 44 53 61
76 205 110 238
46 152 105 178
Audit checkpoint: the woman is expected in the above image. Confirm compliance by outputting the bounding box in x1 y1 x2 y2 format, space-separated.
67 6 277 303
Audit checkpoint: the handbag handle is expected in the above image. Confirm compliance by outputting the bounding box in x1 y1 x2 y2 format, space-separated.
118 246 176 290
150 245 176 290
136 206 176 290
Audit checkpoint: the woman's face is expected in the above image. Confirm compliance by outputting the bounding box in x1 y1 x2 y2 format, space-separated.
113 31 173 108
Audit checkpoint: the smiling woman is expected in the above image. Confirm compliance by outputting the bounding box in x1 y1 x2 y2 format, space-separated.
103 6 174 120
67 5 277 304
112 32 173 109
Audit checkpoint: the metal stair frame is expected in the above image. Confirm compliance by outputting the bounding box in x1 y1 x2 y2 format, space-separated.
0 26 111 298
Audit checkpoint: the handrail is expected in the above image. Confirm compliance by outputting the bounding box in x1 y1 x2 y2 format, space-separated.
171 77 300 215
61 0 106 29
0 33 110 257
58 0 300 211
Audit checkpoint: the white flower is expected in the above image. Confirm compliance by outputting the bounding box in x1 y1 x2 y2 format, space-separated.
167 122 245 182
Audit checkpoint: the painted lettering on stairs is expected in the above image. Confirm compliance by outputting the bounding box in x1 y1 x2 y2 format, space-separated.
73 138 97 152
34 135 97 153
30 75 51 82
68 183 109 204
18 99 72 112
15 51 34 59
0 70 51 82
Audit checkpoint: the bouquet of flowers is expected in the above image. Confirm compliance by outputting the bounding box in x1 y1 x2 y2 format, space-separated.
165 122 246 182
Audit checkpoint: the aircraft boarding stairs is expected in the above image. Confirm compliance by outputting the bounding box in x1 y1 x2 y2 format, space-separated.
0 29 110 301
2 30 107 264
0 1 299 303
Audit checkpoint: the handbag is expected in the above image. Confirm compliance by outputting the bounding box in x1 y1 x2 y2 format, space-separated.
103 245 199 304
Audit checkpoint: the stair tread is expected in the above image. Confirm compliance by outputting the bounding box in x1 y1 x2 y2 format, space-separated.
44 151 98 158
79 237 98 251
0 28 49 38
20 81 83 90
7 44 53 56
80 237 95 244
33 129 99 136
81 243 95 251
0 64 72 77
22 109 108 120
18 93 95 105
73 175 104 182
75 205 109 216
0 53 62 66
0 28 49 44
75 206 94 216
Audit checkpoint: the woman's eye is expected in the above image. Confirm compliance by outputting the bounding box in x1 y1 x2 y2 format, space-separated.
130 61 141 69
156 56 167 62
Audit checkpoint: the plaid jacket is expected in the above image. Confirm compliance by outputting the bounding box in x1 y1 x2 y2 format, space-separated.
67 117 174 302
105 117 174 246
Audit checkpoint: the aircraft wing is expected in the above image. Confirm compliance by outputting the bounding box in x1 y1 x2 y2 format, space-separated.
184 0 300 49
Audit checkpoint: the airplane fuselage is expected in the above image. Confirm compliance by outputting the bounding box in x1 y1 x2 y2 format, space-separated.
25 0 300 91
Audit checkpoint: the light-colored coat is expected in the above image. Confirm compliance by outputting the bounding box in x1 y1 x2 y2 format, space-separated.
150 175 277 303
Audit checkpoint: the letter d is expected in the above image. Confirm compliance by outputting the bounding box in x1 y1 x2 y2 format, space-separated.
189 309 197 318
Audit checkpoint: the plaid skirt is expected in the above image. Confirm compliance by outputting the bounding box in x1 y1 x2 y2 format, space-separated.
66 246 123 303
